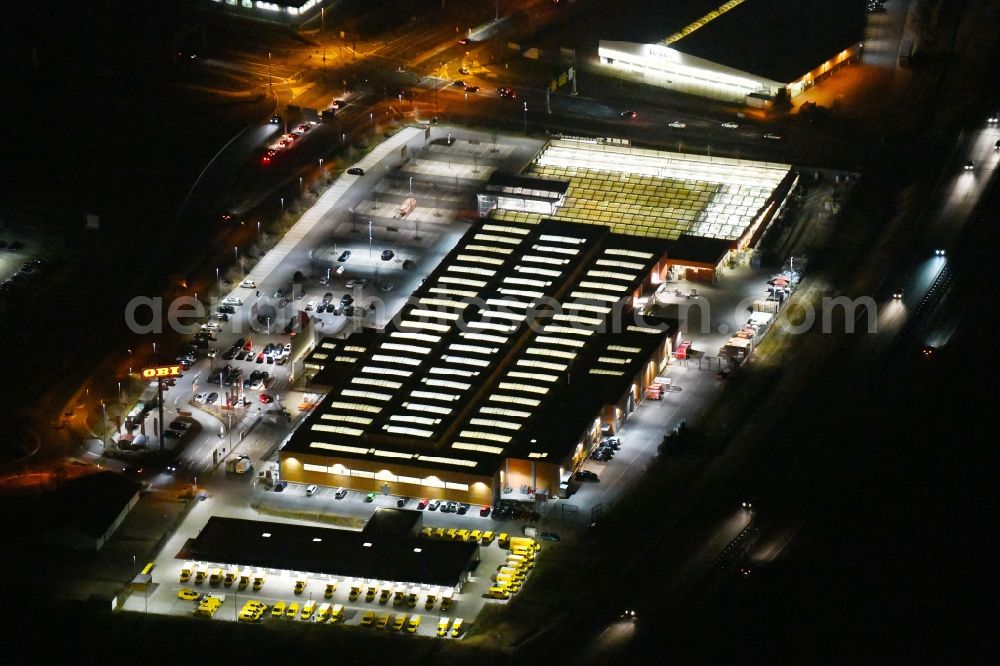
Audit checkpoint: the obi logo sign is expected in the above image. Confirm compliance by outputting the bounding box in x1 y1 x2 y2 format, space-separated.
142 365 183 379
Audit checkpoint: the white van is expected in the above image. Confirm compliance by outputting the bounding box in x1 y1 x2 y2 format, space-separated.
306 484 319 496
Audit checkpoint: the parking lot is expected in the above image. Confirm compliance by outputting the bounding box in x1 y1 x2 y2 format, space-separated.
124 489 536 636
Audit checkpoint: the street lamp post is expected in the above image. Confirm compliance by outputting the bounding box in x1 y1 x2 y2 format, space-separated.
216 267 221 289
523 102 528 134
299 176 304 195
368 220 373 262
257 221 261 241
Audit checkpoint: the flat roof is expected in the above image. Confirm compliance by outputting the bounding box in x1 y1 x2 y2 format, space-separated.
484 173 570 200
284 218 672 476
666 234 734 268
671 0 866 83
179 516 477 588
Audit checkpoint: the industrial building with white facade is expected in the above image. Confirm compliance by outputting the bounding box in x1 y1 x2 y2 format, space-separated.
598 0 867 104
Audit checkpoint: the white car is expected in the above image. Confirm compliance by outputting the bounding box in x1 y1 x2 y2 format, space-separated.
305 301 316 311
763 133 783 141
240 279 256 289
668 121 687 129
721 121 739 129
283 343 292 353
194 393 208 404
201 322 222 332
223 296 243 306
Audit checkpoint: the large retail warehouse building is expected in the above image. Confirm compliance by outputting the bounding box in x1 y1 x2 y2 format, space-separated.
598 0 867 103
282 219 679 505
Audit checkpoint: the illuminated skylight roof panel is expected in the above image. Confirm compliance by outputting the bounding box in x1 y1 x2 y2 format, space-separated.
351 377 403 389
408 309 461 321
417 298 469 310
535 335 586 349
402 402 453 415
341 389 392 401
452 442 505 455
497 382 550 395
389 414 441 426
438 276 487 288
482 223 530 235
479 406 532 419
595 258 646 271
552 313 603 327
539 234 586 244
383 425 435 438
490 394 541 407
390 331 442 343
522 254 571 266
498 288 544 299
516 358 568 372
311 442 370 454
458 430 513 443
371 354 422 367
473 233 521 245
577 280 630 293
427 367 478 377
531 244 579 256
569 291 624 304
329 401 383 414
416 455 479 468
507 370 558 383
411 390 460 402
456 253 505 266
428 287 479 298
312 424 365 437
524 346 577 360
440 355 490 367
468 321 517 333
606 248 654 259
400 320 451 333
460 332 509 344
359 365 413 377
319 414 373 425
448 343 499 355
562 302 611 314
465 244 510 254
503 277 551 288
423 378 471 390
468 418 523 431
542 325 595 337
380 342 432 355
514 265 561 277
479 310 526 322
486 298 531 310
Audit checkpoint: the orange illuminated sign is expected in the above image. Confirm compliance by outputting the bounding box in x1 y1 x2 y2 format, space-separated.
141 365 183 379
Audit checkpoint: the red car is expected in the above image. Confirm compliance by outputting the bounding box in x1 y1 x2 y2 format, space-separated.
479 505 491 517
256 353 265 363
243 340 253 351
417 498 429 510
259 393 273 404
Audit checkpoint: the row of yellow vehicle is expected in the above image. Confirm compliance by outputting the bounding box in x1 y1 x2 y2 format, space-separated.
368 585 454 611
266 600 346 622
181 563 264 591
359 611 423 633
485 547 536 600
420 527 495 545
436 617 465 637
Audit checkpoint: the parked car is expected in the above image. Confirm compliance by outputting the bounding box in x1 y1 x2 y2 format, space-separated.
402 259 416 270
480 505 491 517
347 167 365 176
417 498 429 509
335 487 348 499
259 393 273 403
575 469 600 482
338 250 352 262
380 249 395 261
428 499 441 511
274 480 288 492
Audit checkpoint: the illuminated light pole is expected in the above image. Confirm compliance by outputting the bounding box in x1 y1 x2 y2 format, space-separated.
299 176 304 195
523 101 528 135
368 220 374 262
216 267 221 289
268 51 273 93
257 221 261 240
280 197 285 210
